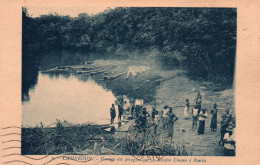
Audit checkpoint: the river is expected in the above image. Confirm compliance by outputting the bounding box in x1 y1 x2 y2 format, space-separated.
22 50 123 127
22 72 119 127
22 51 235 156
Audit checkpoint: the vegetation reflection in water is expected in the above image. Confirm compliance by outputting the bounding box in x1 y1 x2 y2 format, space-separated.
22 73 117 127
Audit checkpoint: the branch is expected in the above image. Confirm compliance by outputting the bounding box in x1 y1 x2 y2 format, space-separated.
206 53 211 64
196 51 209 72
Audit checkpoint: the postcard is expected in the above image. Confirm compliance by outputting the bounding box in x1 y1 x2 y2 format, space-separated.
1 0 260 164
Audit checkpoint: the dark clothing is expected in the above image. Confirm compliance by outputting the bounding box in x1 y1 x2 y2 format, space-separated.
110 107 116 123
198 120 205 134
186 102 190 109
192 116 198 128
135 106 141 118
152 108 156 121
131 106 135 117
192 108 199 128
153 124 158 135
140 114 147 127
210 108 218 130
168 113 176 123
136 112 147 134
197 111 207 134
196 97 202 113
219 117 230 144
168 122 174 137
224 148 235 156
118 105 123 121
167 113 178 137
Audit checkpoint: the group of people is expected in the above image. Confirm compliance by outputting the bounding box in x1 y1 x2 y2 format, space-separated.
159 105 179 138
220 109 236 156
184 92 236 156
109 92 235 156
110 103 124 124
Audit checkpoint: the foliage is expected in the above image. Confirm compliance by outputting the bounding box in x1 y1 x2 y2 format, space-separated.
22 7 236 88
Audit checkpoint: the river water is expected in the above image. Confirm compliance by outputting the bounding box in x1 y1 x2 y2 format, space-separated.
22 72 119 127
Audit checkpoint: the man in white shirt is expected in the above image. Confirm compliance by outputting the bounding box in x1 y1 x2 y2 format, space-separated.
197 109 207 135
223 126 235 156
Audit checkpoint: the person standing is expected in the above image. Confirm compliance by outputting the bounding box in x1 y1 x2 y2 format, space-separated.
153 115 159 135
219 110 233 145
118 104 123 121
130 104 135 118
130 99 135 118
167 107 178 144
184 99 190 119
191 107 199 129
152 106 157 122
110 104 116 124
210 103 218 131
223 126 236 156
219 114 229 145
197 109 207 135
161 105 169 130
224 109 232 119
196 95 202 114
194 92 202 112
139 107 148 134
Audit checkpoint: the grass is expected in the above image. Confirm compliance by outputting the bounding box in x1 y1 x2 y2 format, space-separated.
22 124 115 155
22 121 190 156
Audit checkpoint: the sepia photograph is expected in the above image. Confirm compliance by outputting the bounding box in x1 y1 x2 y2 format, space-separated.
21 7 237 157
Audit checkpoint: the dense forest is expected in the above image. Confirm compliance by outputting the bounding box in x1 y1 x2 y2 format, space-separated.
22 7 236 99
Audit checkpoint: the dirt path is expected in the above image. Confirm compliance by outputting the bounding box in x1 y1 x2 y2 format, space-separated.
154 70 234 156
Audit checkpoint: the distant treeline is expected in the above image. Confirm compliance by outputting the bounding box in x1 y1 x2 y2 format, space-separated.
22 7 236 87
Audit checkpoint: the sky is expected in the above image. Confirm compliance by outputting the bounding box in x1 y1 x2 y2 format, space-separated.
25 6 115 17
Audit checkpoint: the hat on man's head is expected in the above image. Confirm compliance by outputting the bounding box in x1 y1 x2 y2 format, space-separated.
163 105 168 109
226 125 233 131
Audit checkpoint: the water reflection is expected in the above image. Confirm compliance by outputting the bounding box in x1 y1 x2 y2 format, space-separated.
22 50 160 127
22 50 93 101
22 73 118 127
22 51 39 101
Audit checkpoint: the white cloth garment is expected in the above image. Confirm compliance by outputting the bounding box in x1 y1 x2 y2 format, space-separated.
224 133 235 150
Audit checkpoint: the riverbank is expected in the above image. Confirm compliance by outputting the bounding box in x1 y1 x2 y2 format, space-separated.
22 60 234 156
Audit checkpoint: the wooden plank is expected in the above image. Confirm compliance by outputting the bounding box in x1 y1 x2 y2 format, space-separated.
108 71 127 80
110 66 128 73
90 70 106 76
